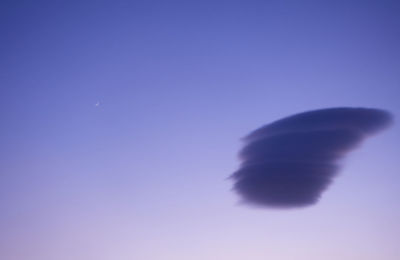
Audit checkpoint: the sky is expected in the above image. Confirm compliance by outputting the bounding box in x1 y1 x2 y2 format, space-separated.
1 1 400 259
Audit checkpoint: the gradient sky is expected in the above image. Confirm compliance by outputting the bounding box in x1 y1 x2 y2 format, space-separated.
1 1 400 259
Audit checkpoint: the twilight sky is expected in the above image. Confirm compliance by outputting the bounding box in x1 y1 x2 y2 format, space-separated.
1 1 400 259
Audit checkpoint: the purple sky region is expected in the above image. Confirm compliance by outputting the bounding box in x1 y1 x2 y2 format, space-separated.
1 1 400 260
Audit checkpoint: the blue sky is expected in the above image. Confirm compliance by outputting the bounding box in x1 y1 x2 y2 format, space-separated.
1 1 400 259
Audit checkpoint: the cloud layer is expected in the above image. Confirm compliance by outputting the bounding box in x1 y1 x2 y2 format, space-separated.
232 108 393 208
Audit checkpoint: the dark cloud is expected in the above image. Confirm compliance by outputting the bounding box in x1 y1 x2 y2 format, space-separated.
232 107 393 208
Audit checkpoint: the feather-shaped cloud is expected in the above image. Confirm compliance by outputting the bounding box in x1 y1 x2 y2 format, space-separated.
232 108 393 208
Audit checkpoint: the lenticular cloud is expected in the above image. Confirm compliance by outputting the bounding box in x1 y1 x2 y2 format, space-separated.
231 107 392 208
